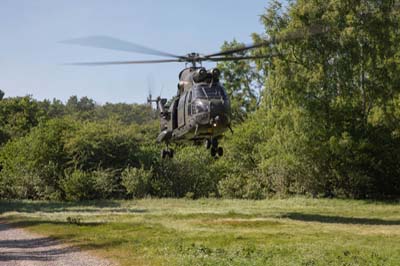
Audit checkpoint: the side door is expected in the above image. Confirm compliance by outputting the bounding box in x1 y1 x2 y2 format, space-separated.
177 92 187 128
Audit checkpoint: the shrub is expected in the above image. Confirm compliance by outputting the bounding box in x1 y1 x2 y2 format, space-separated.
61 169 95 201
92 168 118 199
0 118 75 199
121 166 151 198
64 120 142 171
151 146 222 198
218 174 247 199
218 170 271 200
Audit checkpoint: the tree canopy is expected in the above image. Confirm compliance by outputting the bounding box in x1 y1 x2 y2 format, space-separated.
0 0 399 200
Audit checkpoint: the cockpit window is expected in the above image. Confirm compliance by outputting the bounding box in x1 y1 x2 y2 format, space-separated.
193 85 227 100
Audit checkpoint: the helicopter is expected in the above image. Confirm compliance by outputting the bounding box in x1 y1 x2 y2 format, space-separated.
63 25 328 158
145 65 230 159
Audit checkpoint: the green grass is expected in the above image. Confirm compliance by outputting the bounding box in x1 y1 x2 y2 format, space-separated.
1 197 399 265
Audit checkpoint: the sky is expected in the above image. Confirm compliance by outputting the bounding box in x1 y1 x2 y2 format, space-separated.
0 0 267 104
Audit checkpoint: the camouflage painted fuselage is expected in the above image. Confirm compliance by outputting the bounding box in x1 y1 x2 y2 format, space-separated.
156 67 231 144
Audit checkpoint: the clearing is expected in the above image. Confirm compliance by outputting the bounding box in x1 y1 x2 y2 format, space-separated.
0 198 399 266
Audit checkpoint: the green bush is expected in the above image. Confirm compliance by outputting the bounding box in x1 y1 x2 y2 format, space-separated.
61 168 120 201
218 170 271 200
0 118 75 199
0 95 49 145
218 174 247 199
92 169 118 199
0 116 159 200
61 169 95 201
121 166 151 198
64 120 142 171
151 146 222 198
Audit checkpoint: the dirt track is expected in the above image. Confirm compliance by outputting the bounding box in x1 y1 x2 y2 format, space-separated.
0 222 111 266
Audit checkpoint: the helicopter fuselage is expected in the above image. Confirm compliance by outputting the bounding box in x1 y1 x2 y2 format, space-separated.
155 67 231 153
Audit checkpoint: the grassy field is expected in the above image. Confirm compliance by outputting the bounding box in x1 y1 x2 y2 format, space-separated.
1 197 399 266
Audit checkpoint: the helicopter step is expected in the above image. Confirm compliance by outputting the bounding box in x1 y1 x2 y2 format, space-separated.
205 138 223 157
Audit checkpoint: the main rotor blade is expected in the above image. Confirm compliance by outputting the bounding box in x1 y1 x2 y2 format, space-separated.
204 43 267 58
65 59 183 66
204 25 329 58
62 36 184 59
206 55 276 62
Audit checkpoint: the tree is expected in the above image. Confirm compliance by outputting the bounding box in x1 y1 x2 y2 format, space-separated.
0 96 48 146
260 0 400 197
220 0 400 198
94 102 156 124
0 118 76 199
64 119 144 171
217 40 264 123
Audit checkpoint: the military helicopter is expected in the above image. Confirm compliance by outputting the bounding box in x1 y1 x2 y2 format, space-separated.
63 25 328 158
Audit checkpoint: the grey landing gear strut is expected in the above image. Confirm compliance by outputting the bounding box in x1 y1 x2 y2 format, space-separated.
205 138 223 158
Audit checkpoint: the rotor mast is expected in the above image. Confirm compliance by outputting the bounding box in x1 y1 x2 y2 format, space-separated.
187 53 201 68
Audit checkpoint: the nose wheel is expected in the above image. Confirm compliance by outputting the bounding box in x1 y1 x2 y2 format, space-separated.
161 148 174 159
207 138 223 158
217 147 223 156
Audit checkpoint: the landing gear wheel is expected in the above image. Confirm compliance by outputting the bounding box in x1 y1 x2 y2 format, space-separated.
210 147 217 157
161 149 168 159
161 148 174 159
211 138 218 148
205 139 211 149
217 147 223 157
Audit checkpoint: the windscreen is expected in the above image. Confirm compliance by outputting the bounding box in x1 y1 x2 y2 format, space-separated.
193 85 227 100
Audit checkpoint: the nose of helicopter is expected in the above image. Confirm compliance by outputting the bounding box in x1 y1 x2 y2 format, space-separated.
209 99 229 126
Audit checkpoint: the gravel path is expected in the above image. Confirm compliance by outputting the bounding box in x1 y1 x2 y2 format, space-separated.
0 222 112 266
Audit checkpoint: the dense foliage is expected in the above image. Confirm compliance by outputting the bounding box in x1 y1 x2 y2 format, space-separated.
218 0 400 199
1 0 399 200
0 95 223 200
